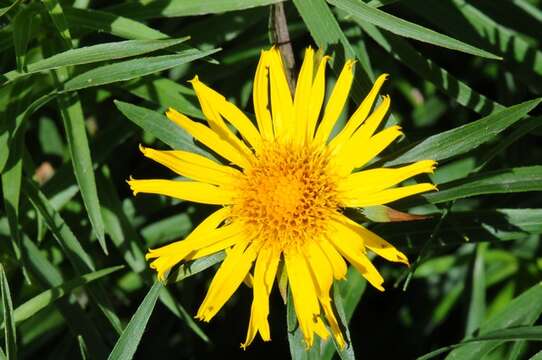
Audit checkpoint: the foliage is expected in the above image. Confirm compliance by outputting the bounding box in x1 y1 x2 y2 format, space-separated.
0 0 541 359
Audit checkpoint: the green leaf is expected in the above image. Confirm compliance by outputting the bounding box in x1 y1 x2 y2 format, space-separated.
107 0 283 19
418 325 542 360
425 166 542 204
98 168 147 274
0 121 25 278
293 0 374 101
40 34 108 254
321 267 365 360
377 208 542 249
385 98 542 166
57 91 107 253
22 178 123 334
107 282 163 360
5 266 123 327
0 264 16 360
172 253 225 282
12 5 34 72
122 76 203 119
20 235 110 358
447 284 542 359
1 38 189 85
328 0 501 60
140 212 192 247
465 243 487 337
114 100 212 157
41 0 72 48
61 48 220 92
0 81 36 173
0 0 22 18
406 0 542 92
22 178 94 271
65 7 167 40
78 335 88 360
354 20 503 116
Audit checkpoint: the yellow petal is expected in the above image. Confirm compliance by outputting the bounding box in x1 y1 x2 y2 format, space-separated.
166 107 251 168
145 220 241 281
330 73 389 150
188 207 231 239
197 239 260 321
327 216 385 291
128 178 234 205
349 95 391 143
253 50 274 140
294 47 314 145
342 183 437 208
339 160 437 196
268 47 294 140
146 211 235 260
335 125 403 175
184 235 240 261
285 250 329 347
306 55 330 142
306 241 334 296
319 238 347 280
242 246 280 348
305 241 345 347
139 145 242 186
191 77 262 153
334 215 409 265
313 60 355 145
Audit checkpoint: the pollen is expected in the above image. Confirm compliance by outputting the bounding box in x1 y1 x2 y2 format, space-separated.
232 142 340 250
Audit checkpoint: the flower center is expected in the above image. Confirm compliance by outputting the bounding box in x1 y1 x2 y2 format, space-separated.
232 143 339 250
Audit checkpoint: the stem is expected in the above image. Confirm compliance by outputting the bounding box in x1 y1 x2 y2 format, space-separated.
271 2 296 95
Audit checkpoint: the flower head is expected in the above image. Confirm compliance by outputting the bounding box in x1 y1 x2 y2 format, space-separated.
128 47 436 348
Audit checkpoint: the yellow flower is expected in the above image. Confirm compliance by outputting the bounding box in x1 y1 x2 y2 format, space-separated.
128 47 436 349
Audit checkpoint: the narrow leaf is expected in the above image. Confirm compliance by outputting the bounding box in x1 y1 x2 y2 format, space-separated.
425 166 542 204
114 100 212 158
377 208 542 249
107 0 284 19
328 0 501 59
4 266 123 327
1 38 189 85
12 6 34 72
107 282 163 360
173 253 225 282
61 48 220 92
418 325 542 360
20 235 109 358
65 7 166 40
356 20 503 116
386 98 541 166
57 91 107 252
22 178 123 334
446 283 542 359
465 244 487 337
0 264 16 360
0 0 22 18
41 0 72 47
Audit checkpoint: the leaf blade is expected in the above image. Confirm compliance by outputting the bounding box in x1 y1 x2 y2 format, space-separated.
61 48 220 92
0 264 16 360
425 166 542 204
385 98 542 166
328 0 501 59
107 282 163 360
